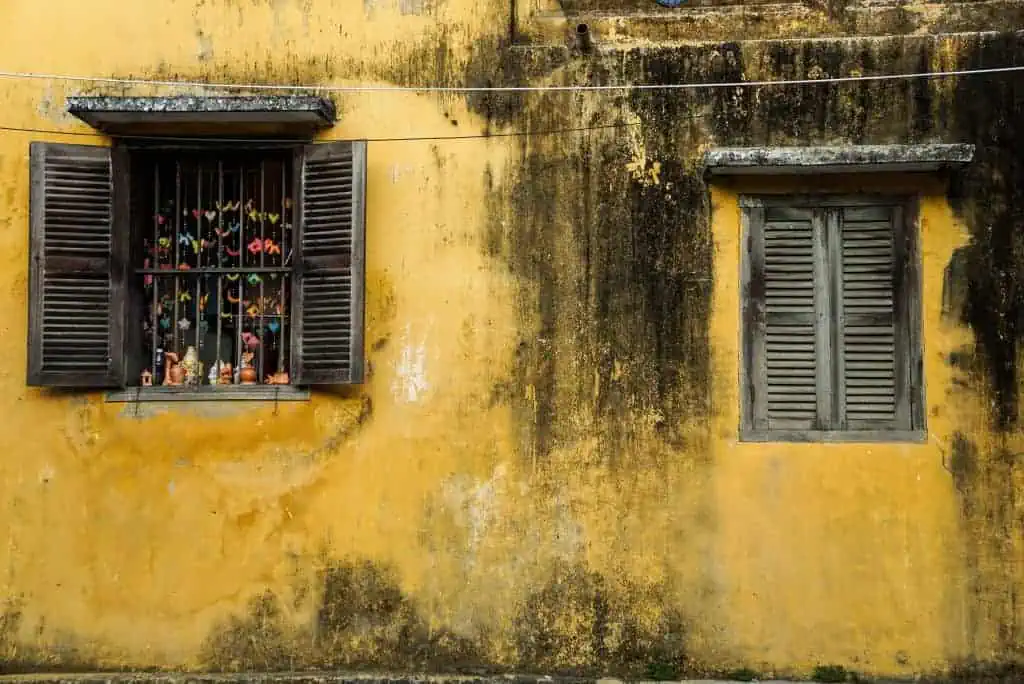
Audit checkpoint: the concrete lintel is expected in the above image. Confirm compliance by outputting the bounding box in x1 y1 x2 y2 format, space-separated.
704 143 974 175
67 96 336 137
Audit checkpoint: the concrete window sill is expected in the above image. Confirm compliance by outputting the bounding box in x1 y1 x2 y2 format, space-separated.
105 385 311 402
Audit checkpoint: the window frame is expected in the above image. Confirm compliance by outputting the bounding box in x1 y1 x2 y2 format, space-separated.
738 194 926 443
27 138 367 401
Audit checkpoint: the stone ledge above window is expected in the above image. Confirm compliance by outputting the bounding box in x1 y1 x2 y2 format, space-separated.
67 96 336 137
704 144 974 175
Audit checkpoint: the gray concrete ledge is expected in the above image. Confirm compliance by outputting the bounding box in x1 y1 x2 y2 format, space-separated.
67 96 336 136
705 144 975 175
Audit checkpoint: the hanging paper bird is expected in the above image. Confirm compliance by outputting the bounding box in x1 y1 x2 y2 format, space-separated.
226 273 240 281
246 304 259 318
264 239 281 255
225 247 241 258
179 291 192 302
248 238 263 255
177 317 192 331
227 290 241 304
283 198 293 209
247 274 262 285
179 232 194 247
158 237 171 248
268 321 280 334
205 210 217 223
267 213 280 226
159 316 171 330
191 209 201 220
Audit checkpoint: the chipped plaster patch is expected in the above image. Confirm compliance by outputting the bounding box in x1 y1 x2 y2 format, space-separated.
392 324 430 403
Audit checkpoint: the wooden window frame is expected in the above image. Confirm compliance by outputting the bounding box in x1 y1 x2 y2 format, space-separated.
27 139 367 401
739 194 925 443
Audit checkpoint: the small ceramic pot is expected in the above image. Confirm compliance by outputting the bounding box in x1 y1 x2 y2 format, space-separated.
240 367 258 385
168 365 186 386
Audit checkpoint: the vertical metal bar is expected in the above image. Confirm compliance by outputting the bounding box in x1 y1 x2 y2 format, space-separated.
195 162 203 383
236 163 245 374
279 159 287 374
215 161 224 378
151 162 160 377
173 160 181 354
258 160 266 382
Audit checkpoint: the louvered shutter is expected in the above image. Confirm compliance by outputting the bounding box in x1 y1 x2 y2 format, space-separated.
745 206 829 433
291 141 367 385
27 143 126 387
836 205 911 430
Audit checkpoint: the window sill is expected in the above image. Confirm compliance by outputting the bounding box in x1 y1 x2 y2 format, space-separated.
105 385 311 402
740 429 927 444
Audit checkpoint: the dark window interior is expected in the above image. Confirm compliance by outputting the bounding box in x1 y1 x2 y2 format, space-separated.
128 150 294 387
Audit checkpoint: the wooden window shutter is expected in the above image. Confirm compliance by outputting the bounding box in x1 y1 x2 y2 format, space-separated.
835 204 916 431
291 140 367 385
27 143 127 387
744 205 830 435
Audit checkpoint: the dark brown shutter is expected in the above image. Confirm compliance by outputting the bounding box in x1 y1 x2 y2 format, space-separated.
27 143 126 387
836 204 909 430
291 140 367 385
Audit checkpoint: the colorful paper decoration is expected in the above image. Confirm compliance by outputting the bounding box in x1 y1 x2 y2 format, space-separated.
247 274 262 285
264 239 281 255
178 317 191 331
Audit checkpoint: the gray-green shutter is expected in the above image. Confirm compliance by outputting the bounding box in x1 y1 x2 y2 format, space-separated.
291 140 367 385
744 205 827 434
27 142 127 387
835 204 914 430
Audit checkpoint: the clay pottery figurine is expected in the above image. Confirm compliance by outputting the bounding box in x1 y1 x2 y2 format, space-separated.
266 371 290 385
163 352 180 386
239 352 257 385
168 364 186 386
140 369 153 387
218 362 233 385
181 346 200 385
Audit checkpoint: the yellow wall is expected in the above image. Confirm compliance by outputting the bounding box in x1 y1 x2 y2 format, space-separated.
0 0 1021 679
709 176 979 674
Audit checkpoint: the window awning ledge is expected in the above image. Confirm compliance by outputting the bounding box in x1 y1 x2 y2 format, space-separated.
705 144 974 175
67 96 336 137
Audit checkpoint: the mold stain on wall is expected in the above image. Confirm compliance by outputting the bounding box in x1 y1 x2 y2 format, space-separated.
0 0 1022 679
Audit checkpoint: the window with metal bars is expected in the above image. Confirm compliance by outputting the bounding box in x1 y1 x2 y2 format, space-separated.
136 151 293 387
740 195 924 442
26 140 367 396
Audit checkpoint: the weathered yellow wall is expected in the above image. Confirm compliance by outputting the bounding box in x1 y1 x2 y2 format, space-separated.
709 176 977 674
0 0 1021 679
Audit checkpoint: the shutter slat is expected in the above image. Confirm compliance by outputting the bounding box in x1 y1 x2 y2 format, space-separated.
292 141 366 385
29 143 125 387
840 206 899 425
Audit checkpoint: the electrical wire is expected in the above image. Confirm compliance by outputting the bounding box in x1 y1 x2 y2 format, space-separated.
0 120 657 143
0 63 1023 93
